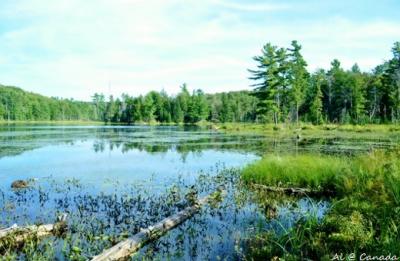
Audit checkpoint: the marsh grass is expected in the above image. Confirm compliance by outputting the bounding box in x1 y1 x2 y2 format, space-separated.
242 149 400 259
242 154 346 193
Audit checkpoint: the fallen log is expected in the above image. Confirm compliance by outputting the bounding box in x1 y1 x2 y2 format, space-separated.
92 188 225 261
251 184 312 194
0 214 67 247
250 184 334 197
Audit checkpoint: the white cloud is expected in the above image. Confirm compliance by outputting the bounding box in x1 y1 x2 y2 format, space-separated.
0 1 399 100
212 0 290 11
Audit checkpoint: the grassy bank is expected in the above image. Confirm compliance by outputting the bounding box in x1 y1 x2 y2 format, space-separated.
242 150 400 259
216 122 400 134
2 120 400 134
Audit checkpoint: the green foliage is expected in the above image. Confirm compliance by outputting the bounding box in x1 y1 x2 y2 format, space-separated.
308 70 325 124
249 41 400 125
0 84 257 124
384 42 400 122
0 85 97 121
207 91 257 123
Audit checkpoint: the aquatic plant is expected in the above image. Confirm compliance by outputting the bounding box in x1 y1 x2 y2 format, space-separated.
0 169 253 260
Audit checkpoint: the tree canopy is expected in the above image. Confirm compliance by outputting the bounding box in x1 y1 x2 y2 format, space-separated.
249 41 400 124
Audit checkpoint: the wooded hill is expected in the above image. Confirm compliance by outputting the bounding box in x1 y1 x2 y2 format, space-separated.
0 85 96 121
0 84 257 123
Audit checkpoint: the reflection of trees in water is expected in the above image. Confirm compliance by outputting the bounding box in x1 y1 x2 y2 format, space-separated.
1 125 398 159
91 135 266 164
93 140 105 153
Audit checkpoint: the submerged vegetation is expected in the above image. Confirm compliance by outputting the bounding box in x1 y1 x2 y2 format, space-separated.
242 149 400 259
0 172 231 260
0 168 322 260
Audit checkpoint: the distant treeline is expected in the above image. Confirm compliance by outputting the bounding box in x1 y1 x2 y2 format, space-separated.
0 85 97 121
1 41 399 124
0 84 257 123
92 85 257 123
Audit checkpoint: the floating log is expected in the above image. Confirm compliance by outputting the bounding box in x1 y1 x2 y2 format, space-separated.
92 188 225 261
0 214 67 246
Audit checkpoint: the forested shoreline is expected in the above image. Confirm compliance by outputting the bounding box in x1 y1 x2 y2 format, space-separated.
0 84 257 123
1 41 399 125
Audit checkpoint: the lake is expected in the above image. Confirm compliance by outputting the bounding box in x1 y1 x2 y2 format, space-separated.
0 125 397 260
0 125 261 189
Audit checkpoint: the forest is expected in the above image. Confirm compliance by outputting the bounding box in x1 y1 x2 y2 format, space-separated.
0 84 257 123
1 41 399 125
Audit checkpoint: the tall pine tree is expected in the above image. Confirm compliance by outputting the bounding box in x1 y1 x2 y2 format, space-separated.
287 40 309 124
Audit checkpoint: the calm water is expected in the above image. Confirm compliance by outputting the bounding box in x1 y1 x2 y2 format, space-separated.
0 125 261 189
0 125 397 260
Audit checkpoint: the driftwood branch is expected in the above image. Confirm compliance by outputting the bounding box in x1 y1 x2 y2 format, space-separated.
0 214 67 247
92 188 225 261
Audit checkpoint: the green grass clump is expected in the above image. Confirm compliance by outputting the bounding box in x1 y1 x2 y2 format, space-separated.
243 149 400 259
242 154 346 193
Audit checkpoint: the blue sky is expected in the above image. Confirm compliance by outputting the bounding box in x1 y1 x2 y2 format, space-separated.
0 0 399 101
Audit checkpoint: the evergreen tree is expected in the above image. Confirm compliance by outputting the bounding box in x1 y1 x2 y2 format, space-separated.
172 99 184 123
92 93 106 121
308 70 324 124
177 83 191 122
141 94 155 122
365 65 385 122
249 43 282 124
105 95 116 123
326 59 351 123
349 64 366 123
287 40 309 124
383 42 400 122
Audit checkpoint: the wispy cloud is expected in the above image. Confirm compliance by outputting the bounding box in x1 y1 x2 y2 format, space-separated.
212 0 291 12
0 0 399 100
